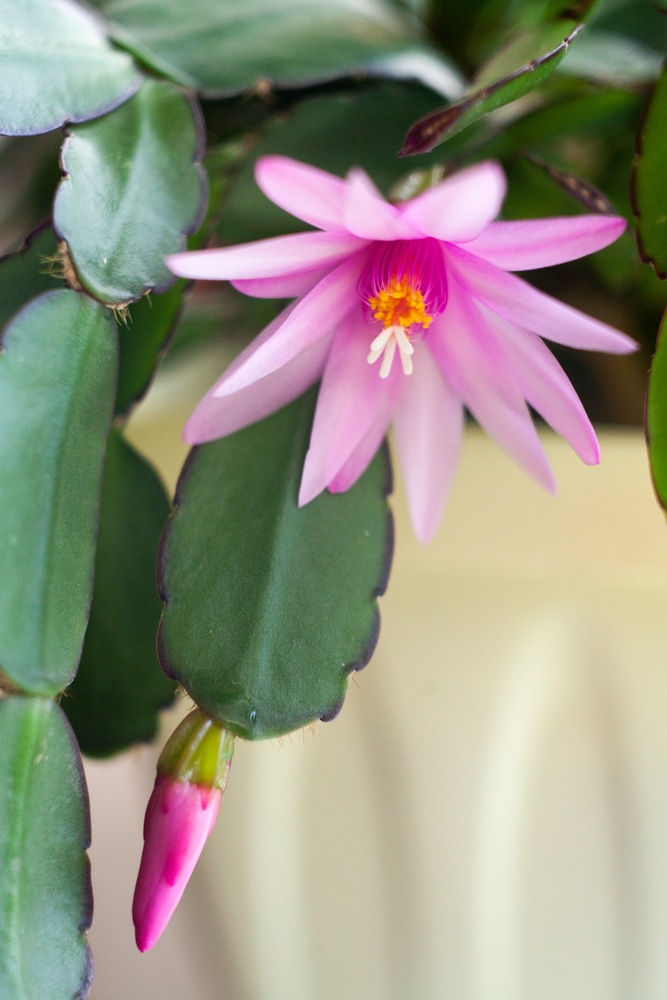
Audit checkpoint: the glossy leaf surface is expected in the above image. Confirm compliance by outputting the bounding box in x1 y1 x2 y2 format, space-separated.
633 66 667 278
64 431 175 757
0 291 117 695
158 391 393 740
54 78 206 305
400 23 582 154
0 696 92 1000
0 0 140 136
646 308 667 508
102 0 422 95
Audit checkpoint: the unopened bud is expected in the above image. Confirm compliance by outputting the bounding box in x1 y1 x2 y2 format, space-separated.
132 708 235 951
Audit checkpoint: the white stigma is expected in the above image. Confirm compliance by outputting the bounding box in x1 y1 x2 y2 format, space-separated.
367 325 414 378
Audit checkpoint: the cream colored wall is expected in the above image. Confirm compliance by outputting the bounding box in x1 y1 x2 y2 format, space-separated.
85 349 667 999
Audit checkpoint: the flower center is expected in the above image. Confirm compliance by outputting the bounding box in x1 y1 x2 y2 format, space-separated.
358 239 447 379
366 277 432 378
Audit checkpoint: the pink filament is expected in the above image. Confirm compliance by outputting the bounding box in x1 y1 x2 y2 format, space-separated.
357 238 448 319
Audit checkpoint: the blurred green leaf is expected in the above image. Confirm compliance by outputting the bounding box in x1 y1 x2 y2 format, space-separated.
101 0 429 95
472 20 580 89
646 308 667 508
0 134 63 251
633 66 667 278
0 0 141 136
489 87 641 223
590 0 667 51
115 282 186 416
400 22 582 154
64 431 174 757
558 30 662 85
158 390 393 740
0 226 62 331
0 290 117 695
0 695 92 1000
54 78 207 305
218 83 455 244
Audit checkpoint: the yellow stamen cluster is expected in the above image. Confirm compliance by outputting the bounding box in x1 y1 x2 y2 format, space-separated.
368 276 432 331
367 276 432 378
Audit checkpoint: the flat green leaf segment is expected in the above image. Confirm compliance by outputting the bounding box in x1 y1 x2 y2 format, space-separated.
0 291 117 695
400 22 582 154
0 0 140 136
115 280 186 416
633 66 667 278
0 696 92 1000
646 308 667 508
0 227 63 331
102 0 421 95
64 431 175 757
158 391 393 740
54 78 206 305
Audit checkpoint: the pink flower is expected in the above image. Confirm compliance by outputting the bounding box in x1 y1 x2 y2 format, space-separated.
132 709 235 952
167 156 635 542
132 774 221 952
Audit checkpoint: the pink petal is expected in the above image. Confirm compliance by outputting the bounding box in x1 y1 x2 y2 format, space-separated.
392 347 464 543
343 168 420 240
327 388 395 494
255 155 348 231
400 161 506 242
486 311 600 465
184 330 332 442
298 317 400 505
448 244 637 354
231 266 331 298
166 230 365 281
214 253 366 396
133 777 221 953
463 215 626 270
428 276 556 492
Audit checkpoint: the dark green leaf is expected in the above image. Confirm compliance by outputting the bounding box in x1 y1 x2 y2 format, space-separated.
115 281 186 416
0 134 63 249
54 78 207 305
400 23 583 154
0 0 141 136
646 308 667 508
64 431 174 757
632 67 667 279
0 695 92 1000
158 390 393 740
0 290 117 695
0 226 62 332
102 0 426 95
558 30 662 85
113 144 245 416
590 0 667 52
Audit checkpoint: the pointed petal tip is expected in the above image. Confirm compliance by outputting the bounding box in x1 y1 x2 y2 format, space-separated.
297 478 320 508
132 892 174 953
134 926 157 953
412 517 439 545
582 443 601 467
165 251 192 278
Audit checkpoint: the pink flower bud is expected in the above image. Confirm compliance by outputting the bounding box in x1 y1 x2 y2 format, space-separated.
132 710 234 951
